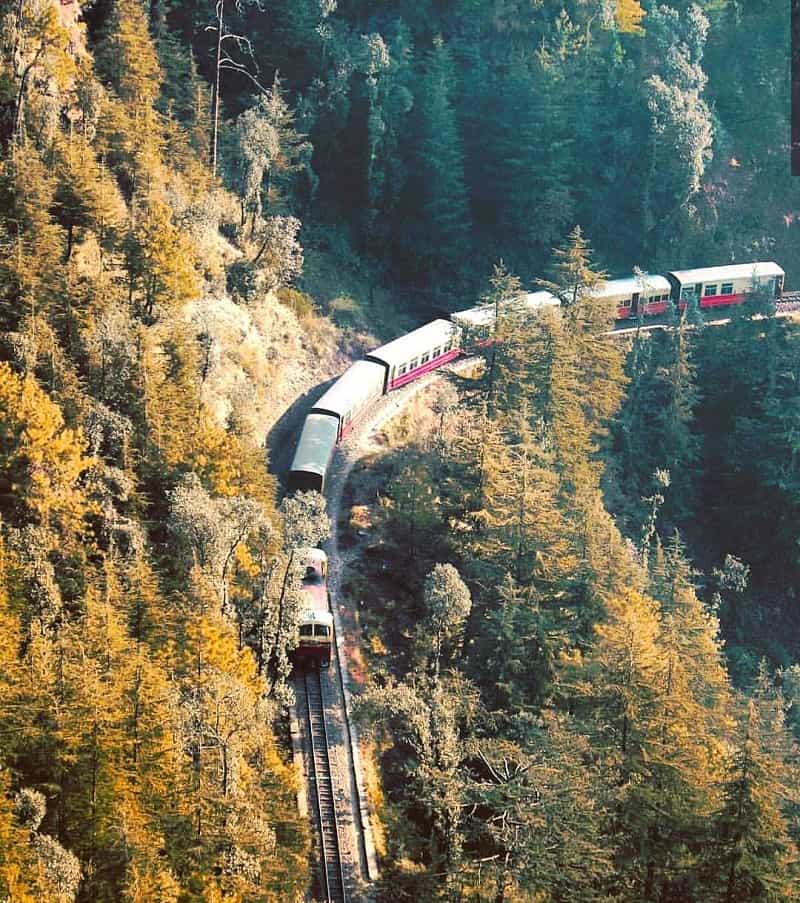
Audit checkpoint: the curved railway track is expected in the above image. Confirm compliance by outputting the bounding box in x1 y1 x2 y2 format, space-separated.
303 667 348 903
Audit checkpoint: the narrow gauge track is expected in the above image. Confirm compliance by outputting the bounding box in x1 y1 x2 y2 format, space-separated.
303 667 348 903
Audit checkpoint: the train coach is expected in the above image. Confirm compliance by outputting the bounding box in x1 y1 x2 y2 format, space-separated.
612 261 784 320
596 275 673 320
451 290 559 339
293 548 333 668
289 319 459 492
666 261 784 310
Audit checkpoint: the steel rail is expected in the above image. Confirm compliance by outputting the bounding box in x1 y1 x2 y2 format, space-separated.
304 667 347 903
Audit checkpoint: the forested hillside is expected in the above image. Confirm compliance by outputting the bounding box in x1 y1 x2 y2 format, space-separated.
0 0 797 900
148 0 794 298
0 0 331 897
344 249 800 902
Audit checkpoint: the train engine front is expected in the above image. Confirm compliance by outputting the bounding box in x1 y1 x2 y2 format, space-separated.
294 548 333 668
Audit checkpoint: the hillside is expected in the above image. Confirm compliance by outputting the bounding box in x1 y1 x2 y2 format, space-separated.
0 0 798 901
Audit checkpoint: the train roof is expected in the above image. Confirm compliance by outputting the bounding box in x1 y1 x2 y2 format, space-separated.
367 319 456 368
311 360 385 419
668 261 784 285
289 413 338 479
522 290 560 308
451 305 493 328
592 275 671 298
451 291 559 328
299 607 333 626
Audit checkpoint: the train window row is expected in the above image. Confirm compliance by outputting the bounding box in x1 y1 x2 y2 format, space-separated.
684 283 736 299
620 293 670 307
390 337 456 382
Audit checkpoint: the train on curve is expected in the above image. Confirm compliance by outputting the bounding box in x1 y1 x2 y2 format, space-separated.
288 260 785 494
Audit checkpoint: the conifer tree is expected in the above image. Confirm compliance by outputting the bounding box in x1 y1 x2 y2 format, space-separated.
615 0 646 36
701 700 799 902
463 718 610 903
411 36 471 273
0 362 91 535
99 0 161 109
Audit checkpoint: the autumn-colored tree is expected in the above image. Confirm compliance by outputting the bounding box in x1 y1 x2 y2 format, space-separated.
124 198 199 322
0 0 74 146
701 700 799 902
0 146 65 334
615 0 646 36
0 362 92 534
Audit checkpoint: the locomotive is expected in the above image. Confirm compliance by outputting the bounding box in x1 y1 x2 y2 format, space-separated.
293 548 333 668
289 260 786 494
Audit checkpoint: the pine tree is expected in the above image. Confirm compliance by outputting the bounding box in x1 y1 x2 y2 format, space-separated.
463 717 610 903
0 362 91 535
98 0 161 109
701 700 799 902
615 0 646 36
411 36 471 273
124 197 199 322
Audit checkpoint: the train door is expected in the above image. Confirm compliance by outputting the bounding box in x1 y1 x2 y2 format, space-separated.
630 292 640 317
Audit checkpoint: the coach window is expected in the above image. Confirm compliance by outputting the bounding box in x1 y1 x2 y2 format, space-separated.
704 284 718 297
421 352 430 365
721 282 733 295
398 364 407 376
409 358 418 370
433 346 441 358
681 284 696 300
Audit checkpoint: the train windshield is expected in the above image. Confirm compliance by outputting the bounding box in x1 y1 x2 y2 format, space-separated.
314 625 331 638
299 624 314 637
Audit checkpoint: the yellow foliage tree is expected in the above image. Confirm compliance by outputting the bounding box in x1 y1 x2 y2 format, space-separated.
0 147 65 333
127 199 200 322
615 0 646 35
0 771 38 903
0 362 92 534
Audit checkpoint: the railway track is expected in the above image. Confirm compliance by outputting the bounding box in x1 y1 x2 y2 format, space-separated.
304 667 348 903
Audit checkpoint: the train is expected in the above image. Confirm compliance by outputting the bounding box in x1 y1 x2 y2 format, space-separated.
288 260 786 494
294 548 333 668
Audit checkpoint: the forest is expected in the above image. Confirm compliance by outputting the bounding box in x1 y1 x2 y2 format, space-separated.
0 0 797 900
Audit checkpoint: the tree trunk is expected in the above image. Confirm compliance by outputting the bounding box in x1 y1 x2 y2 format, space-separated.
210 0 225 174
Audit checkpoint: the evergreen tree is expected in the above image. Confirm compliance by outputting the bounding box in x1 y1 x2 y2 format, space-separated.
406 36 471 277
702 701 799 902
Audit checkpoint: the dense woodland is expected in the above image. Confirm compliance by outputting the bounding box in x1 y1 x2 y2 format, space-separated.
350 248 800 901
0 0 797 900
